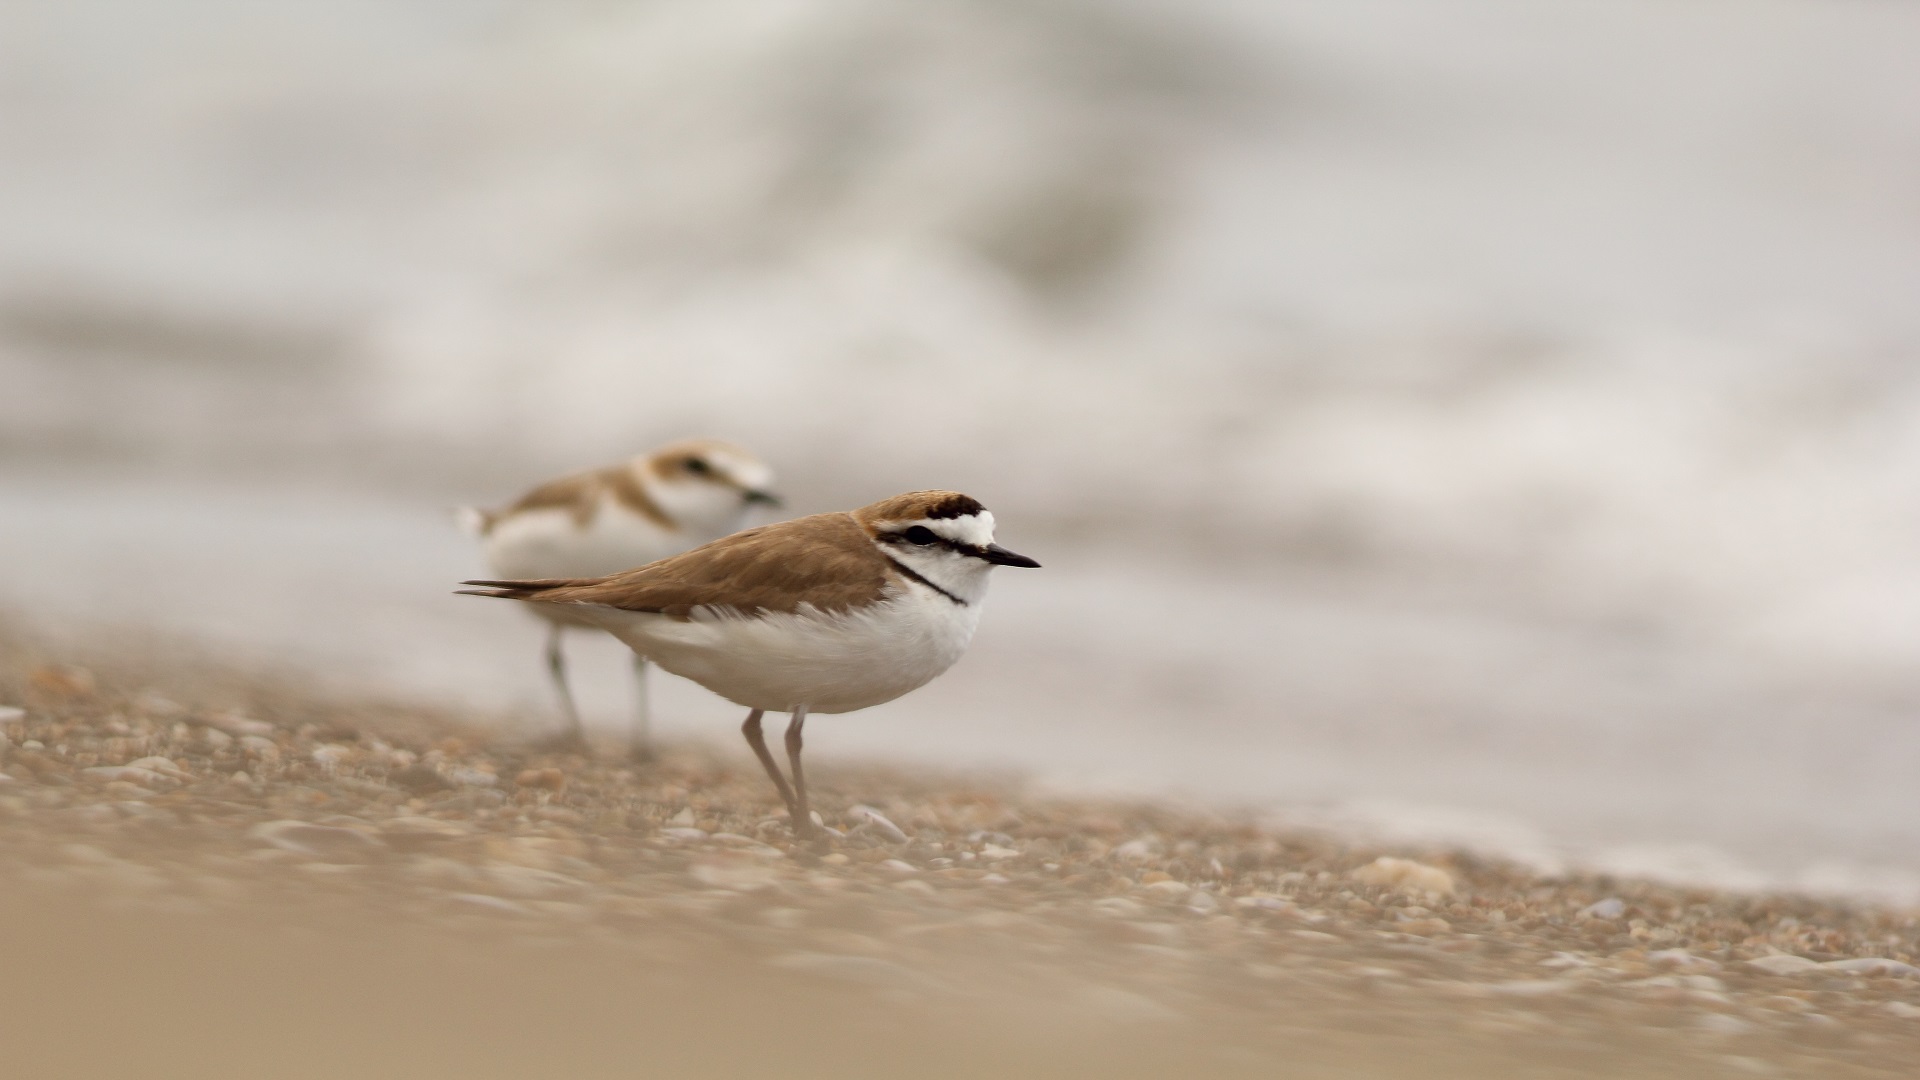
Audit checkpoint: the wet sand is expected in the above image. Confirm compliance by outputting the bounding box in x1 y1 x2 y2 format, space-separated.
2 621 1917 1079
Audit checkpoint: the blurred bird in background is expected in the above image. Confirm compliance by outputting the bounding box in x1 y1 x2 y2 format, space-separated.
459 439 780 758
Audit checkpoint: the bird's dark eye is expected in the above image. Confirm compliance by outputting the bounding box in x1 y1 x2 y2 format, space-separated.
903 526 940 546
685 457 711 475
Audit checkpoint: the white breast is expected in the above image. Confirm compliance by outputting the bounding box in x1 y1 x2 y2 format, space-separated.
586 583 984 714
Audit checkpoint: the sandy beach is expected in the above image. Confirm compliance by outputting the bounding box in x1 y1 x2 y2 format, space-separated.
3 619 1916 1080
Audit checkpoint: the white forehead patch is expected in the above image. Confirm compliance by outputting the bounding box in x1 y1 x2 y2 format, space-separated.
715 455 773 492
923 511 995 547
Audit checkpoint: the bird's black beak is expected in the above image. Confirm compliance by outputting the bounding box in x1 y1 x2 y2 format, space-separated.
742 489 783 507
980 543 1041 568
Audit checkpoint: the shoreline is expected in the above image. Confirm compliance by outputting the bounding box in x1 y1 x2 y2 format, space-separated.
3 624 1918 1078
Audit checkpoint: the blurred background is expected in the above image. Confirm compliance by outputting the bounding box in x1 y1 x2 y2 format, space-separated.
4 0 1919 899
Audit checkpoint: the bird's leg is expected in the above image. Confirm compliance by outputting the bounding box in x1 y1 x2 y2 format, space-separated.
741 709 801 829
628 655 655 764
543 624 587 750
784 706 812 839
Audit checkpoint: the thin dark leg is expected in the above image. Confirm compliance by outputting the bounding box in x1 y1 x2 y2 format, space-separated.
544 623 586 747
628 655 655 763
741 709 800 827
784 705 812 838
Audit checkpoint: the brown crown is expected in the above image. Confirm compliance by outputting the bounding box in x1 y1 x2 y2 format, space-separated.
853 490 985 526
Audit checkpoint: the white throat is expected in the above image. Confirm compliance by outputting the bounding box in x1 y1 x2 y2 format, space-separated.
648 472 752 538
875 511 1000 606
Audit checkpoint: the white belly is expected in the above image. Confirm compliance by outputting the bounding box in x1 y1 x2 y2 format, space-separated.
585 586 983 714
481 500 689 580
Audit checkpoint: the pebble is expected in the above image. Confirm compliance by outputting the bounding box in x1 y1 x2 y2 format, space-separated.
380 815 473 840
310 744 354 769
1746 955 1822 976
80 765 177 788
388 765 451 794
1579 897 1627 920
1820 957 1919 978
661 827 710 842
445 767 498 788
207 712 275 737
689 859 779 892
1631 974 1728 993
1696 1014 1759 1036
248 820 386 861
1648 948 1720 971
1142 879 1191 897
484 863 588 897
978 844 1020 861
848 804 910 843
1886 1002 1920 1019
238 735 279 759
1349 857 1455 897
0 706 25 723
515 768 565 790
447 892 534 916
136 695 184 717
1477 979 1573 998
404 856 479 884
127 756 192 780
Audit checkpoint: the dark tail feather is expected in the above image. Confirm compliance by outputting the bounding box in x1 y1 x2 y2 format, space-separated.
456 577 601 601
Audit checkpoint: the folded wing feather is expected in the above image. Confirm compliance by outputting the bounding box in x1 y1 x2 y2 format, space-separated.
458 511 890 618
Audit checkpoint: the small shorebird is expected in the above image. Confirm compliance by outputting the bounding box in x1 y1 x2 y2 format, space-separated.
460 439 780 757
458 490 1039 837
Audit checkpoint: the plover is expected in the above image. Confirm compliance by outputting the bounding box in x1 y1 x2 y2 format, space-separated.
459 490 1039 837
460 439 780 757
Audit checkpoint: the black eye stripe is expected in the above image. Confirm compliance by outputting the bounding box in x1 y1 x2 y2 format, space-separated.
886 527 999 560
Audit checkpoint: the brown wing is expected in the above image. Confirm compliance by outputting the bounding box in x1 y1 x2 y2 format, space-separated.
459 512 890 618
495 462 669 529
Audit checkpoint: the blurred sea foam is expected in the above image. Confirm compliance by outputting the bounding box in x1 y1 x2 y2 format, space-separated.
4 0 1920 899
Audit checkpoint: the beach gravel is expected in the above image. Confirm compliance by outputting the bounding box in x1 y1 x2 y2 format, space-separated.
2 630 1918 1078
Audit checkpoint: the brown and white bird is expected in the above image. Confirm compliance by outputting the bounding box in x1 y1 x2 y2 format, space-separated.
459 439 780 757
458 490 1039 837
